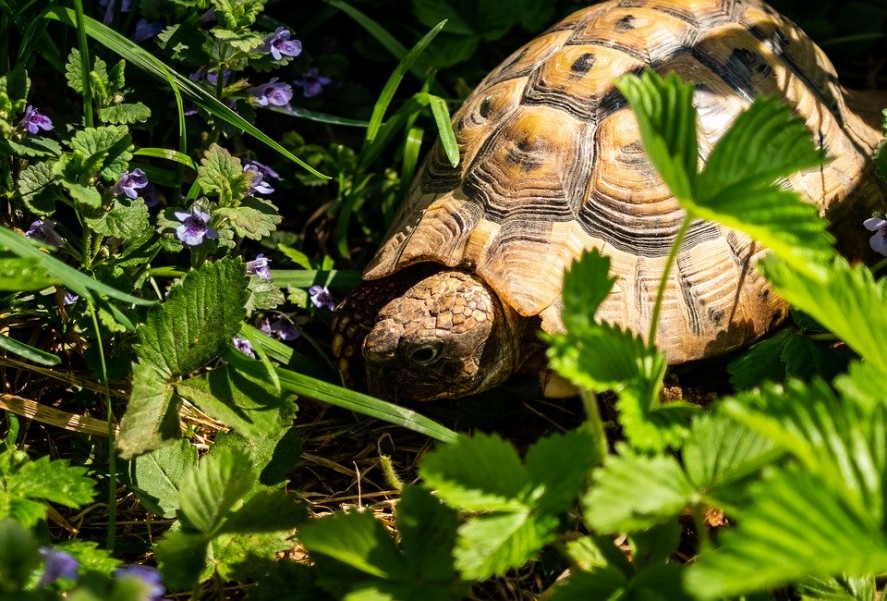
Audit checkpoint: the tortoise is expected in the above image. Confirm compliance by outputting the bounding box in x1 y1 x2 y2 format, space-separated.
331 0 886 402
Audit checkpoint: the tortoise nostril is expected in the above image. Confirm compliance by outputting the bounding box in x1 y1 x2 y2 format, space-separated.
408 343 442 366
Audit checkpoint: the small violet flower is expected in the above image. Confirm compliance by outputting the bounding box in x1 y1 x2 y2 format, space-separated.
115 565 166 601
244 163 275 195
232 337 256 358
174 206 218 246
26 219 64 247
63 291 79 305
293 68 332 99
244 160 281 182
256 315 306 341
260 27 302 61
246 253 272 281
864 217 887 256
113 168 149 199
21 105 53 135
249 78 293 107
207 69 232 86
309 285 336 311
37 548 79 587
132 19 163 43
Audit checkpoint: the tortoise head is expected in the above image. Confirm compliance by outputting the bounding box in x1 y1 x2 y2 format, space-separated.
333 269 522 401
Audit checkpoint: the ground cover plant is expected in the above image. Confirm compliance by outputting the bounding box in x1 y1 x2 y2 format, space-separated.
1 0 887 599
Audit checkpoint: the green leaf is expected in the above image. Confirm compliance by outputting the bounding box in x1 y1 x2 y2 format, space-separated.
723 379 887 520
525 428 599 513
154 529 210 591
0 332 60 365
0 258 56 292
210 531 292 583
682 412 781 506
583 446 694 533
396 486 459 583
7 136 62 159
551 563 691 601
126 439 198 518
560 249 615 333
419 433 530 512
8 453 96 508
16 161 59 216
614 70 697 200
175 365 295 438
417 93 458 168
685 467 887 600
135 258 249 377
84 198 151 239
217 490 304 534
760 256 887 378
0 226 153 306
214 195 281 240
797 575 876 601
698 95 827 199
300 510 410 580
455 511 560 581
59 179 103 209
0 519 40 594
98 102 151 125
116 362 179 459
196 144 251 206
67 124 133 181
681 184 834 271
177 444 256 534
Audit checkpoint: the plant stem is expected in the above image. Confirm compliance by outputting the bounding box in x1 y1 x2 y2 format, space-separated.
89 302 116 551
71 0 94 128
580 388 609 466
647 213 692 349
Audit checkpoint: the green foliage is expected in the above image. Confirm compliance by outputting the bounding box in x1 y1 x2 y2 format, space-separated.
301 486 465 600
0 447 96 529
117 258 250 458
154 439 303 590
419 430 598 581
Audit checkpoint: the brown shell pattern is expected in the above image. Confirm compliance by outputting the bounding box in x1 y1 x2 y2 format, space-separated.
364 0 883 363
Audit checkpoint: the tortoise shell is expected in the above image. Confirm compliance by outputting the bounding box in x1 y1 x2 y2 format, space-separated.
363 0 884 363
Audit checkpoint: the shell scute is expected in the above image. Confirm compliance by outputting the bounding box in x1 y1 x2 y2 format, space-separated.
366 0 885 362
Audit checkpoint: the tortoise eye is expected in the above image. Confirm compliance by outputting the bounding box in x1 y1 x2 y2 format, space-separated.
408 343 442 366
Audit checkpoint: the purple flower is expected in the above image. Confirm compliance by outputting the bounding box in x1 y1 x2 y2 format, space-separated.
207 69 231 86
309 285 336 311
246 254 272 281
244 164 275 195
174 206 218 246
63 291 79 305
37 548 79 587
249 78 293 107
259 27 302 61
99 0 132 24
112 169 149 199
115 565 166 601
293 68 332 99
232 337 256 358
20 105 53 135
243 160 281 181
132 19 163 43
864 217 887 256
26 219 64 247
142 183 160 208
256 315 306 341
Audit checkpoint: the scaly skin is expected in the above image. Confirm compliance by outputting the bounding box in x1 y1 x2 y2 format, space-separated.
333 268 528 401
